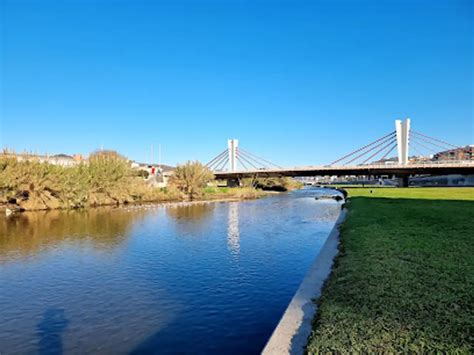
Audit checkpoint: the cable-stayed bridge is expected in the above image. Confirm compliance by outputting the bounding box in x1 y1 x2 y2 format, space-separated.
205 119 474 186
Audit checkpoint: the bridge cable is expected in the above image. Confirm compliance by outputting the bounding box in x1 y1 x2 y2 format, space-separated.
236 150 269 169
413 135 453 150
235 155 250 170
380 143 398 161
238 149 280 170
215 155 230 171
409 135 458 160
208 153 229 171
216 156 230 172
411 130 460 149
343 135 397 166
237 149 270 169
408 143 425 158
410 134 454 151
411 131 469 159
329 131 396 166
208 154 229 172
207 153 228 170
361 138 398 165
236 150 261 170
237 148 283 169
206 149 228 168
409 137 439 155
206 149 228 167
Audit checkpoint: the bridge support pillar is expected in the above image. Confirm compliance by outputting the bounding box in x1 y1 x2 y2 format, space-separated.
397 176 410 187
226 178 240 188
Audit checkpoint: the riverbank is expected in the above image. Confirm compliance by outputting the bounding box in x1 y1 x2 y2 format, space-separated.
0 186 266 213
263 206 346 355
307 187 474 353
0 153 271 212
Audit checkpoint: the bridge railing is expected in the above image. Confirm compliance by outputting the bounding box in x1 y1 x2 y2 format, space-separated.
347 160 472 167
409 159 473 165
324 161 474 170
214 160 474 174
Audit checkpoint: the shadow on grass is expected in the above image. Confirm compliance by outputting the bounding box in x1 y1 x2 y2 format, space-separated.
307 196 474 353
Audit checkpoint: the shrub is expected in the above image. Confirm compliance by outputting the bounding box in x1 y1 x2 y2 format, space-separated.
0 150 173 210
169 161 214 200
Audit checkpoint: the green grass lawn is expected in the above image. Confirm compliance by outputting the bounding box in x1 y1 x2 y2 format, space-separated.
306 187 474 353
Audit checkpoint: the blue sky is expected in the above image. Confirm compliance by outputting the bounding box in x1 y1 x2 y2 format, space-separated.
1 0 472 166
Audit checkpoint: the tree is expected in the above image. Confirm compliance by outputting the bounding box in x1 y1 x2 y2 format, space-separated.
86 149 133 204
169 161 214 200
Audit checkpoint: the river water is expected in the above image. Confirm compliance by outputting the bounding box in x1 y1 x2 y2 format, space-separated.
0 188 341 354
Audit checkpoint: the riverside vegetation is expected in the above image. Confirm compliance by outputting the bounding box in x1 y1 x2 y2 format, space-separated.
0 151 299 211
307 187 474 353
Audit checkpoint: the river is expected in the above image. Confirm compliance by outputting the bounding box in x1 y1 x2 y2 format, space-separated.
0 188 341 354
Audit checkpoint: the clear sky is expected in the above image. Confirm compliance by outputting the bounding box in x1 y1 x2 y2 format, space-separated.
1 0 473 166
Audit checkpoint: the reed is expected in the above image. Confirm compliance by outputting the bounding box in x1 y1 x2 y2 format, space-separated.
0 152 264 211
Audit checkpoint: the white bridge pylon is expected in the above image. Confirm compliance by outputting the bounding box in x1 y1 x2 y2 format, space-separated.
206 139 282 172
395 118 410 165
228 139 238 172
328 118 462 167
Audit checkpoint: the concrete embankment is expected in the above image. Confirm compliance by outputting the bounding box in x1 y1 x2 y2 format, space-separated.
262 207 347 355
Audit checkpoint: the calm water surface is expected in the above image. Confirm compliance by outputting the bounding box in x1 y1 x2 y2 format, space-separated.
0 188 341 354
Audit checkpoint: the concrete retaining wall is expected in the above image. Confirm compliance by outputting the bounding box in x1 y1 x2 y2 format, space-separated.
262 208 347 355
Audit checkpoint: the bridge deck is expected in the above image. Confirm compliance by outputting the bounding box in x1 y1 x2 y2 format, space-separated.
214 162 474 179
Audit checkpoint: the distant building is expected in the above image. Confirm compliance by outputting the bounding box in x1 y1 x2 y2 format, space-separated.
408 155 432 163
50 154 77 166
432 145 473 161
370 155 402 165
3 152 80 166
131 162 175 187
132 162 174 174
371 145 473 164
73 154 84 162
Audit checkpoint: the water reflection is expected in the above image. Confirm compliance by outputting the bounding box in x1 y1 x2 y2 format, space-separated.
0 208 148 260
165 203 215 235
165 202 214 221
227 202 240 257
0 189 342 354
37 308 69 355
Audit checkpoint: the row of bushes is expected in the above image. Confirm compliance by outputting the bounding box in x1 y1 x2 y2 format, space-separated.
203 186 265 200
1 151 170 210
0 151 302 211
0 151 220 210
239 176 304 191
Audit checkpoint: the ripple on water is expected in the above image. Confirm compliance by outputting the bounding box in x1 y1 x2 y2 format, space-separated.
0 188 340 354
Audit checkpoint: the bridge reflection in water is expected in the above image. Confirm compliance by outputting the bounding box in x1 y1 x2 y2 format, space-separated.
227 202 240 257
